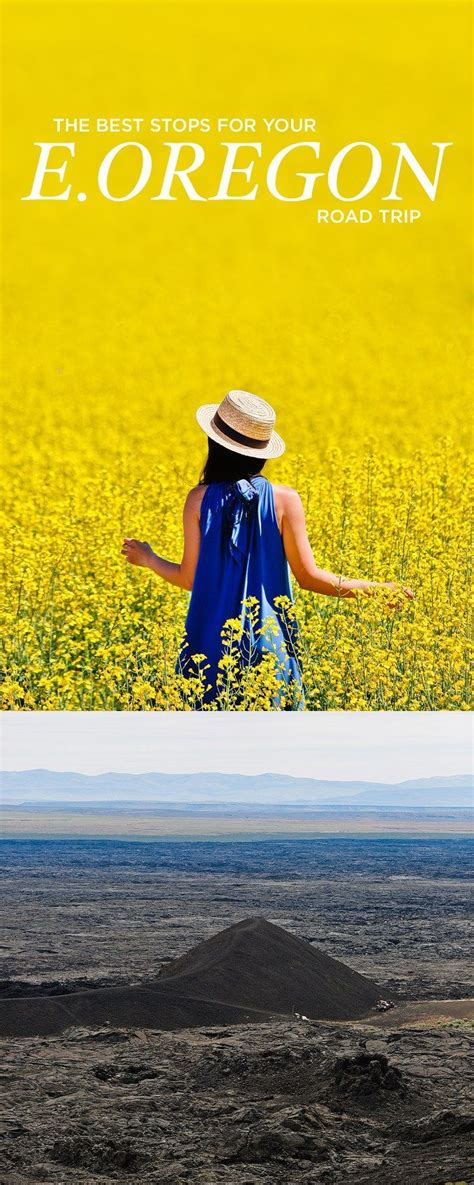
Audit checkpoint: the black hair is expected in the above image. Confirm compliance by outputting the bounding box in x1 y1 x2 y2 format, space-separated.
200 437 266 484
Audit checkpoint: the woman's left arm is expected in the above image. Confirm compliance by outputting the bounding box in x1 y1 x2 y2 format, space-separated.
279 488 414 601
121 488 202 591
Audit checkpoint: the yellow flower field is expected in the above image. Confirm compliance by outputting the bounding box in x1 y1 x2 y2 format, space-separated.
1 1 472 710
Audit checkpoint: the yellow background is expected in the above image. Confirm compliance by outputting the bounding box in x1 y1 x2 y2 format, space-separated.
2 1 472 710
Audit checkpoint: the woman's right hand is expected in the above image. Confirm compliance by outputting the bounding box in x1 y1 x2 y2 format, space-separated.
121 538 154 568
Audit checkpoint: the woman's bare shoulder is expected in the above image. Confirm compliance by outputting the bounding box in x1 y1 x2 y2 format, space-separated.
271 483 301 510
270 483 302 531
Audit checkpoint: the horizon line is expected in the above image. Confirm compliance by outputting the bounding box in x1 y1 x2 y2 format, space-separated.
3 768 472 783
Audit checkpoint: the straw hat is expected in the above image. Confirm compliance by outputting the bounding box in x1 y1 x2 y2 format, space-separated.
196 390 285 459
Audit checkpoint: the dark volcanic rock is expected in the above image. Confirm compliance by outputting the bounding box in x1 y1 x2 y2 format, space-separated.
1 1020 472 1185
332 1052 406 1099
194 1039 321 1098
391 1108 474 1144
226 1105 332 1164
93 1062 161 1084
49 1132 145 1172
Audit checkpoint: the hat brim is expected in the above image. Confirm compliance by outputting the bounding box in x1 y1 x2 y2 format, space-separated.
196 404 285 459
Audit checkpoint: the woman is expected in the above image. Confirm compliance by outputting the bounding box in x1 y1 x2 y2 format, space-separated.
122 390 412 707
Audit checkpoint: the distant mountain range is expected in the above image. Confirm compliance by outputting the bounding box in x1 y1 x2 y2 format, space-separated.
1 770 472 808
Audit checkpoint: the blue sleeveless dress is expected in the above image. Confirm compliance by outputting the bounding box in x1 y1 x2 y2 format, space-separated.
177 477 304 708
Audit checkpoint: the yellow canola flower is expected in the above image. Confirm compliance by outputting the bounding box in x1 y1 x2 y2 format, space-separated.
0 440 472 710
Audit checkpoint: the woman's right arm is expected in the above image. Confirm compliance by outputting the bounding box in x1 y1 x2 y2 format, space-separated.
279 487 413 600
121 487 202 591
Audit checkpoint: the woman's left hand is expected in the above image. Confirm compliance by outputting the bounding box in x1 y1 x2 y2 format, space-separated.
121 538 153 568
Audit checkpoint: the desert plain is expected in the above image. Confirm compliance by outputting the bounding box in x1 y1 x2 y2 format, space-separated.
0 820 472 1184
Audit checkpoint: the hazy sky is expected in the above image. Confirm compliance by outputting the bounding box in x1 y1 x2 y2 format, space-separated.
1 712 471 782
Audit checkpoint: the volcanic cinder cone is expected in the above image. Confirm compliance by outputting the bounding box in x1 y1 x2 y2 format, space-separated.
0 918 383 1038
158 918 382 1021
